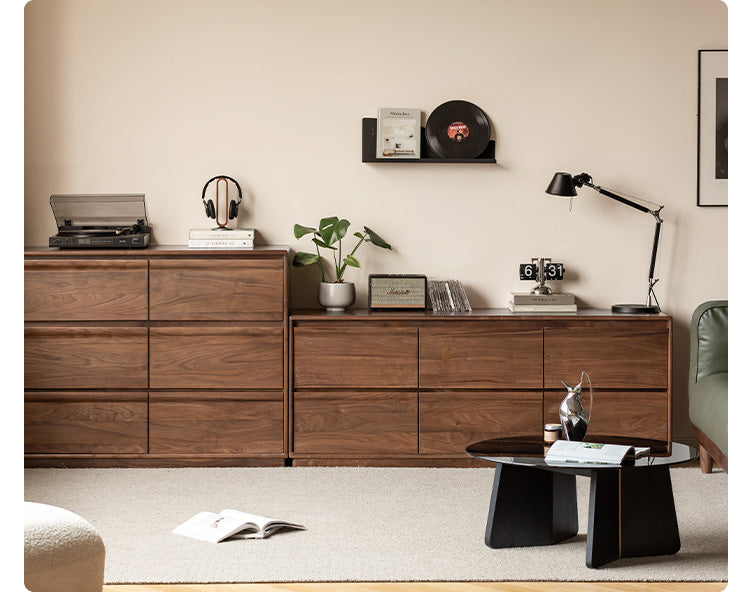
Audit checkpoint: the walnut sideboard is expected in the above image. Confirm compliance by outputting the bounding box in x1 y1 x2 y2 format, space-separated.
289 310 672 466
24 246 289 467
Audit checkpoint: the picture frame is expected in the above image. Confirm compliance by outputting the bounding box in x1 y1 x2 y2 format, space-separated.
697 49 728 207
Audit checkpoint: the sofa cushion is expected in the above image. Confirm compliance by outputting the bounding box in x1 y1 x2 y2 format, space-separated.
689 372 728 458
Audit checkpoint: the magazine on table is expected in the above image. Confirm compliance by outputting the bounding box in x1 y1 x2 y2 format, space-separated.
544 440 650 465
173 509 305 543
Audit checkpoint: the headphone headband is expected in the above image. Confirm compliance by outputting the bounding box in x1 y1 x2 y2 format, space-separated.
202 175 242 203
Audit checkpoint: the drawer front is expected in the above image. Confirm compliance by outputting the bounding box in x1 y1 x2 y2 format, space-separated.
544 322 669 388
419 391 543 454
149 392 284 455
149 326 283 389
25 260 148 321
25 391 148 454
24 326 148 389
543 391 669 442
419 325 543 388
150 259 285 321
293 326 418 388
293 391 418 454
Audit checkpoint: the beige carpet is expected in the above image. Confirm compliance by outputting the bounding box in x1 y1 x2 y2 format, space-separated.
23 466 727 583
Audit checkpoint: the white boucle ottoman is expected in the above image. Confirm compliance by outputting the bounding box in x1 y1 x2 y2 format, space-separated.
24 502 105 592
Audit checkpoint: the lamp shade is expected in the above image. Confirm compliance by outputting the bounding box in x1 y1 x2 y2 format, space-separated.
545 172 578 197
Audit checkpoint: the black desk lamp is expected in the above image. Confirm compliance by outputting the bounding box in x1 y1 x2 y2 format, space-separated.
545 172 663 314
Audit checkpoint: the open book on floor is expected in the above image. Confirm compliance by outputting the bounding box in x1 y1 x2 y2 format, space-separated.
544 440 650 465
173 509 305 543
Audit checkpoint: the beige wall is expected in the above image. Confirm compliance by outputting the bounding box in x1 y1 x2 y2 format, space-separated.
24 0 728 442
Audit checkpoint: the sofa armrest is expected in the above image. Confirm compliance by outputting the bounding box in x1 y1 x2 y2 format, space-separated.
689 300 728 384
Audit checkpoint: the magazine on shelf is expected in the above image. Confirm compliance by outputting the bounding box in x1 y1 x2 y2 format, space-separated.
509 302 577 313
544 440 650 465
188 239 254 248
510 292 575 305
189 228 255 240
376 108 421 159
173 509 305 543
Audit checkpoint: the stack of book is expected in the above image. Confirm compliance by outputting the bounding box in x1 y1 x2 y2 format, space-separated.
428 279 472 313
509 292 576 313
188 228 255 249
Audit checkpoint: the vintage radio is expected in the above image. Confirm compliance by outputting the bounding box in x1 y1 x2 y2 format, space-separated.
368 274 427 310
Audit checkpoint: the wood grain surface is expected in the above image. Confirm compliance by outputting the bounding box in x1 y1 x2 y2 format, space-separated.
293 327 418 388
543 390 669 441
419 391 543 453
24 326 148 389
24 391 148 453
149 325 283 389
419 325 542 388
544 321 669 388
149 391 284 455
24 259 148 321
292 391 418 454
149 259 284 321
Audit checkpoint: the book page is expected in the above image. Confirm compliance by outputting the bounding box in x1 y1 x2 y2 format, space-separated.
173 511 257 543
219 509 305 535
544 441 631 465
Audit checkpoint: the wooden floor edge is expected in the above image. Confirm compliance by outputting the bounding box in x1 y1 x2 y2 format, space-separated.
103 581 728 592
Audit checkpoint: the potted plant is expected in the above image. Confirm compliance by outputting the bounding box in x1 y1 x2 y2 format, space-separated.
292 216 392 312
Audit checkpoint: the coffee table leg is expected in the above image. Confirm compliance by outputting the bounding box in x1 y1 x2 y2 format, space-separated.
587 465 680 568
485 463 578 548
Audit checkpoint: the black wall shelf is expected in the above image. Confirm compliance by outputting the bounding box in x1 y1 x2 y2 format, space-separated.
361 118 496 164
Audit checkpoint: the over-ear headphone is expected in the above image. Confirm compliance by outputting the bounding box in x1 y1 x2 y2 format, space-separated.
201 175 242 226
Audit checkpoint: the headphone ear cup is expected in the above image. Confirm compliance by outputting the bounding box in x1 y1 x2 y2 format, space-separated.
229 200 239 220
204 199 216 219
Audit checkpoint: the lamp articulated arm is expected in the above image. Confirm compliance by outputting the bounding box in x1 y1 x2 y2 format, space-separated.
572 173 663 308
546 171 663 312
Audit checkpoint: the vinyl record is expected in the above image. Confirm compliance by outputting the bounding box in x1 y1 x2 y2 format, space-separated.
425 100 490 159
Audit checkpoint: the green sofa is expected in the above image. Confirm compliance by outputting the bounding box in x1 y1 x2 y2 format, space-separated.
689 300 728 473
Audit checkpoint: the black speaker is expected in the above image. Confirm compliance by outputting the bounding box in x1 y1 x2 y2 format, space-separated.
201 175 242 226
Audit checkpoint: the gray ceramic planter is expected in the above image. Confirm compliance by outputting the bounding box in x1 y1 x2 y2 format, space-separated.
318 281 355 313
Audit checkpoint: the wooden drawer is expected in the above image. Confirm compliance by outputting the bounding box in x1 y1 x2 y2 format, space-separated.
419 324 542 388
543 391 669 442
24 391 147 453
150 259 284 321
293 391 418 454
419 391 543 454
544 321 669 388
25 260 148 321
24 326 148 389
149 391 284 455
149 325 283 389
293 326 418 388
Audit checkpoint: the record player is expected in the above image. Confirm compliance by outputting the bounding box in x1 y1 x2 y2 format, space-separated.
49 193 151 249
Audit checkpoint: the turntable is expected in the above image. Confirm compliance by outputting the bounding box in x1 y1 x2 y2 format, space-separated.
49 194 151 249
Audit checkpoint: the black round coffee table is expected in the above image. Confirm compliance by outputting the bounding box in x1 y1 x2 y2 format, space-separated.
466 436 698 568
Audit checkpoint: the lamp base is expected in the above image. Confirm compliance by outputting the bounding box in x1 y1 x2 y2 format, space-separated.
612 303 661 314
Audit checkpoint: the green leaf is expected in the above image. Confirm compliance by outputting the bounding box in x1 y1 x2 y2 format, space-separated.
293 224 317 239
319 216 339 232
312 238 335 250
343 255 360 268
353 232 364 239
292 252 321 267
363 226 392 249
319 217 350 247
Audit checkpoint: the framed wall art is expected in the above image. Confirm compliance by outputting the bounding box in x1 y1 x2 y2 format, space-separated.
697 49 728 207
